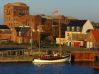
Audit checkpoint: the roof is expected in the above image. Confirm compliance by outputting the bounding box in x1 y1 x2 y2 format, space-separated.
13 2 27 6
66 16 77 20
93 23 99 29
92 29 99 41
0 47 25 51
0 25 9 29
5 2 28 7
67 20 87 26
0 30 11 34
0 45 27 51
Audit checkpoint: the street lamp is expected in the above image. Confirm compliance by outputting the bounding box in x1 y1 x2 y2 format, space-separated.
31 29 38 49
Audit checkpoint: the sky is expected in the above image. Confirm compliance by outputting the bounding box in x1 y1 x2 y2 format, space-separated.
0 0 99 24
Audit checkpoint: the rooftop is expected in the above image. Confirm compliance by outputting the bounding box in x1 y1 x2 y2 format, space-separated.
0 25 9 29
0 47 25 51
5 2 28 7
0 45 27 51
91 29 99 41
67 20 87 26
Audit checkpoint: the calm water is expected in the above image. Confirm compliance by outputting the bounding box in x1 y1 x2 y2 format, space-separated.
0 62 99 74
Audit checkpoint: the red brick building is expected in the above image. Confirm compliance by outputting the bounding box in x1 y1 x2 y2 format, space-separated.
0 25 12 42
10 26 39 43
3 2 42 43
4 2 42 29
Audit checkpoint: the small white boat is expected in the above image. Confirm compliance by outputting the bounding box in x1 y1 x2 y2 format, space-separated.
32 55 71 64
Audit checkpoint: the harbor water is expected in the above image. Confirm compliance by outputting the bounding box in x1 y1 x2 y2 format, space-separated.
0 62 99 74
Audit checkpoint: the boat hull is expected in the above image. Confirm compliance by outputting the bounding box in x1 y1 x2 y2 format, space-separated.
32 57 70 64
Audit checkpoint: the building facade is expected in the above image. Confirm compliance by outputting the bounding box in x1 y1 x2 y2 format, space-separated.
0 25 12 43
3 2 42 43
56 20 94 47
4 2 42 29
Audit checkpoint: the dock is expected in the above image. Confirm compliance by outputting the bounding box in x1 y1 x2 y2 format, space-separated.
0 56 33 63
0 46 99 63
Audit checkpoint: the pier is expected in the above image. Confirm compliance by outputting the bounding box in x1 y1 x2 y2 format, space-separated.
0 56 32 62
0 45 99 62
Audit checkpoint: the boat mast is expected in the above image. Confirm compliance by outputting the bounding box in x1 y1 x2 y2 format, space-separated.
31 28 33 50
38 29 41 56
31 28 41 57
59 18 62 56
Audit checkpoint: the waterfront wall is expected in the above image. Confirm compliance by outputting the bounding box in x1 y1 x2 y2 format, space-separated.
71 51 99 62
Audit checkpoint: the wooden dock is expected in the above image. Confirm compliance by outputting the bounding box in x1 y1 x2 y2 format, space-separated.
0 46 99 63
0 56 33 63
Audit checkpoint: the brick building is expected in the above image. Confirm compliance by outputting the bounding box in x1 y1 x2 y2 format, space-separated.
0 25 12 43
4 2 42 29
2 2 77 44
3 2 42 43
41 15 74 38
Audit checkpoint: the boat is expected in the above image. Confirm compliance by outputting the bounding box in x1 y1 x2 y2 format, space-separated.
32 16 71 64
32 54 70 64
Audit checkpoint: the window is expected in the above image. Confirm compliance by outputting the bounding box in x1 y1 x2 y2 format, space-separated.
11 9 13 14
67 33 69 36
9 23 11 27
67 26 70 31
27 24 29 26
77 26 80 31
8 17 11 21
71 26 75 31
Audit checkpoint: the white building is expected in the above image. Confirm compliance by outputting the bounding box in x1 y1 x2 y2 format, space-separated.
57 20 94 47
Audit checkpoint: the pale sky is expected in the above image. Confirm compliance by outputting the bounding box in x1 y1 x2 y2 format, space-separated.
0 0 99 24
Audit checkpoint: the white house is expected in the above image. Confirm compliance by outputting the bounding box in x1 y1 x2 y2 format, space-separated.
64 20 94 47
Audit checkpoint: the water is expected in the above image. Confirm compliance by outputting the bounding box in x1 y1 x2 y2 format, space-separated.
0 62 99 74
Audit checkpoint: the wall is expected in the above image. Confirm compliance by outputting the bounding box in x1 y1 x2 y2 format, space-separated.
71 51 99 61
82 20 94 34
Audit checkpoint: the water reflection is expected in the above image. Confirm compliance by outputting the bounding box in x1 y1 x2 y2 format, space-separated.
34 62 68 68
0 62 99 74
